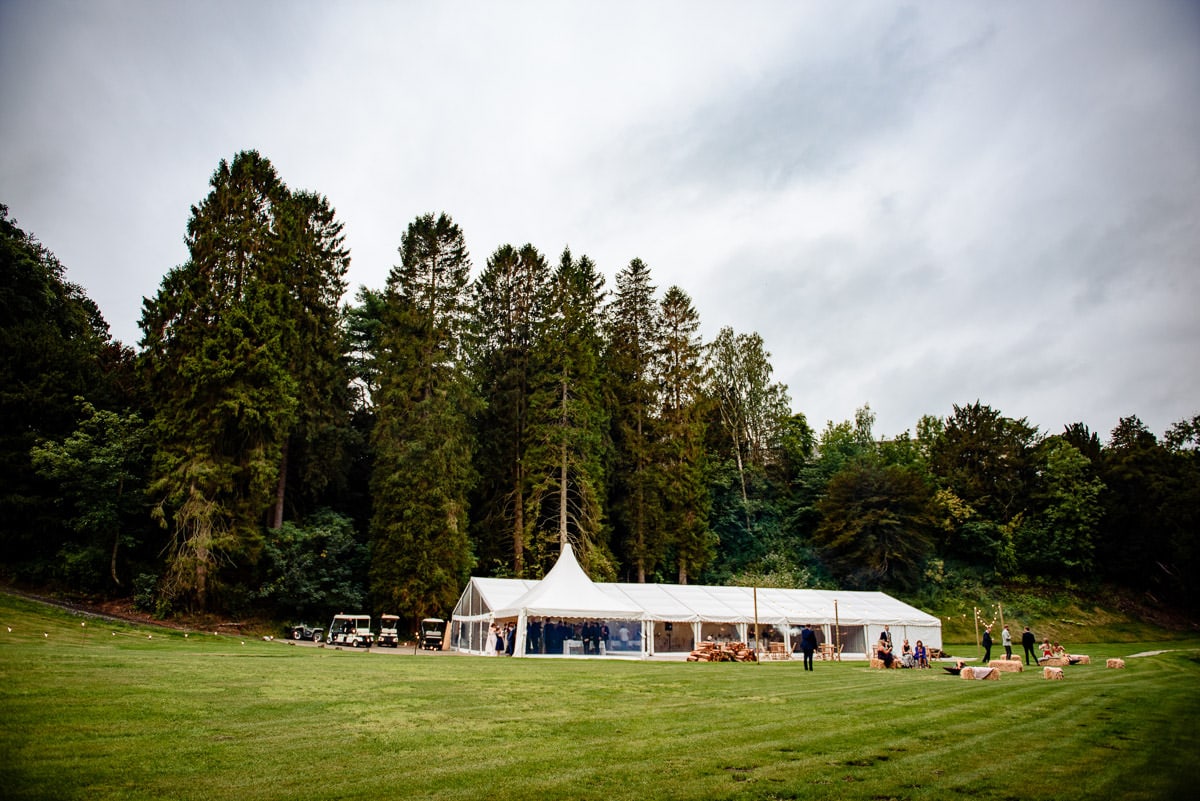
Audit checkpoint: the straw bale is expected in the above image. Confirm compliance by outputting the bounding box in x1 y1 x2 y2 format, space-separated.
1106 658 1125 669
961 667 1000 680
1043 666 1064 680
989 659 1023 672
1040 656 1069 667
1073 655 1091 664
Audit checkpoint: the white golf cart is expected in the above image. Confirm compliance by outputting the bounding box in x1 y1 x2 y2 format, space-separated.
325 614 373 647
376 614 401 647
419 618 446 650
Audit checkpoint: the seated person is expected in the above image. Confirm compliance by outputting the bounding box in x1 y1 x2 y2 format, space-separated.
900 639 915 668
1041 639 1053 658
876 637 894 667
913 640 929 668
1052 643 1066 657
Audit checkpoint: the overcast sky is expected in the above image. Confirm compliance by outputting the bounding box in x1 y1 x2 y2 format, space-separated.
2 1 1198 441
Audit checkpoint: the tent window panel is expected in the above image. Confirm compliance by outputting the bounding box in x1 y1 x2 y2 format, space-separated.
655 621 694 652
699 622 738 644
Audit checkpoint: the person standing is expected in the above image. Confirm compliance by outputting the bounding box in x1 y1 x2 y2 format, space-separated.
1021 626 1037 665
1002 625 1013 660
800 625 818 671
981 625 993 664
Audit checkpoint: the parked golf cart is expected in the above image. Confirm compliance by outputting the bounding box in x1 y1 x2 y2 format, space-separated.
376 614 401 647
419 618 446 650
288 623 323 642
326 614 373 647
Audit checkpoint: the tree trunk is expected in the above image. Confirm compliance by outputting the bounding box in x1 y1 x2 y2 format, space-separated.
110 477 124 587
559 379 569 549
272 440 288 530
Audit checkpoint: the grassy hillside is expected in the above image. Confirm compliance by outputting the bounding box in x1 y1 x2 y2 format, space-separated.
2 590 1198 801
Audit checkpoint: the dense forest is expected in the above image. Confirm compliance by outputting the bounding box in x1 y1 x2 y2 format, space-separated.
3 151 1197 625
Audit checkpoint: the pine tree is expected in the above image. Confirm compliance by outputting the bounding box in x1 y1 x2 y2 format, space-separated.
605 258 662 581
369 213 476 621
523 249 613 578
468 243 552 576
655 286 714 583
138 151 350 611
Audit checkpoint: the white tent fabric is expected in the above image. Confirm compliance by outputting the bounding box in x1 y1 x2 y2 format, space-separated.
491 543 643 620
450 547 941 657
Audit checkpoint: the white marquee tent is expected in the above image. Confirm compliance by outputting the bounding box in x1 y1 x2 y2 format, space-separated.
450 545 942 658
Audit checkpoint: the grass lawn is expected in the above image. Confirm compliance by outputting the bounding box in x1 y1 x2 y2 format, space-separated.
2 592 1198 801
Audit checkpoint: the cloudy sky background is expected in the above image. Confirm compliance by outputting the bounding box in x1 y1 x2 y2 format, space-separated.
3 1 1198 440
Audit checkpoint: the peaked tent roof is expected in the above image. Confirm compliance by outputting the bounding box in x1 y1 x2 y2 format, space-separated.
491 543 644 620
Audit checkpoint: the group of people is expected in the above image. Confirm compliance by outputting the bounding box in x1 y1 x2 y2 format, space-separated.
978 624 1041 665
485 618 623 656
875 626 930 668
484 622 516 656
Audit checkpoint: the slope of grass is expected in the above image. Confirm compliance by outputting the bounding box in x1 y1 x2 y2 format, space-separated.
2 592 1198 800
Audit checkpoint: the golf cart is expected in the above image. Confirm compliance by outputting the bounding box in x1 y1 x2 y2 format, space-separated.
376 614 401 647
419 618 446 650
288 623 323 642
326 614 373 647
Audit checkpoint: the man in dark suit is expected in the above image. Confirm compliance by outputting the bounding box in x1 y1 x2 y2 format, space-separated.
800 625 818 671
981 625 993 664
1021 626 1037 665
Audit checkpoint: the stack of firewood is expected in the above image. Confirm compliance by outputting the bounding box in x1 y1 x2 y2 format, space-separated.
687 641 758 662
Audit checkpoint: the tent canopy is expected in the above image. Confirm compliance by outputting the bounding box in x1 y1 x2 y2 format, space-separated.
492 543 643 620
451 545 942 655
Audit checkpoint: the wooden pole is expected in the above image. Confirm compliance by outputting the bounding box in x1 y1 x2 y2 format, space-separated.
834 599 841 661
752 587 760 662
973 606 981 661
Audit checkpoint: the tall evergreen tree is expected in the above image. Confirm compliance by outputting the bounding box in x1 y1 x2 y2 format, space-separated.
468 243 552 576
523 249 612 577
269 190 352 528
140 153 297 610
139 151 349 611
605 258 662 582
369 213 476 621
654 286 713 583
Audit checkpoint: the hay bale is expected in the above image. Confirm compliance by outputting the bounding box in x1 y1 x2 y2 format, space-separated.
870 658 885 669
1106 658 1125 669
989 659 1023 672
1072 655 1091 665
1040 656 1069 667
1043 666 1064 680
962 667 1000 680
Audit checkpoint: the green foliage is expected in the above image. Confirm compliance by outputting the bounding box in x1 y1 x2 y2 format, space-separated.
138 151 350 612
468 243 553 576
524 249 614 577
30 398 152 592
813 459 936 589
369 212 476 620
258 509 366 617
1015 437 1104 575
0 205 113 575
652 286 714 583
605 258 664 581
